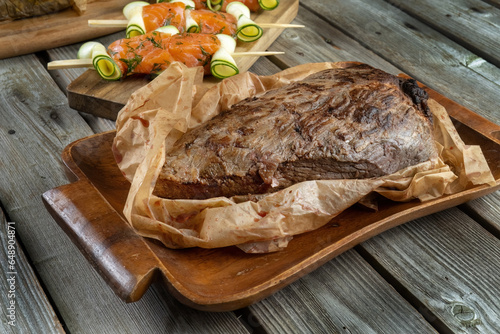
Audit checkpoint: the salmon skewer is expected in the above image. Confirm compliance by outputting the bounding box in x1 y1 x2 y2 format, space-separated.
89 1 304 42
47 29 284 80
125 1 263 42
125 2 237 38
170 0 278 12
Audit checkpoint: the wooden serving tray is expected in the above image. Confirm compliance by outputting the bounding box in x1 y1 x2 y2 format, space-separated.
42 86 500 312
66 0 300 120
0 0 133 60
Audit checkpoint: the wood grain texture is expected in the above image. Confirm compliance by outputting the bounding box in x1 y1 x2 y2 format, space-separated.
266 5 401 75
386 0 500 68
462 190 500 236
359 207 500 332
299 0 500 125
0 54 249 333
0 0 134 59
0 208 65 334
484 0 500 8
247 250 437 334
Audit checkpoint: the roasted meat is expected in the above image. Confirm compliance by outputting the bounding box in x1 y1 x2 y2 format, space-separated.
0 0 86 21
154 64 438 199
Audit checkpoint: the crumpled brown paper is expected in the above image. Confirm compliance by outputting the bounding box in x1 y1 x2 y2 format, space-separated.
112 62 496 253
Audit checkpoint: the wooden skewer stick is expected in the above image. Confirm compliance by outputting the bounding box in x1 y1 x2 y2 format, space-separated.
257 23 305 28
88 19 128 27
88 19 304 29
232 51 284 57
47 59 93 70
47 51 284 70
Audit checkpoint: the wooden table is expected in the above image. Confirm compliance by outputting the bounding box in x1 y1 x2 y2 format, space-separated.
1 0 499 332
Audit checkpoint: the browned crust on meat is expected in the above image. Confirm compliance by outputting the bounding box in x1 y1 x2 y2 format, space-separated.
154 64 437 199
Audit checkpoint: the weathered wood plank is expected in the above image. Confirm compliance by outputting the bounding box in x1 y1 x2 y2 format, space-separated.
385 0 500 68
359 207 500 332
462 190 500 237
0 207 65 334
248 250 437 334
483 0 500 8
267 5 401 75
0 54 249 334
299 0 500 125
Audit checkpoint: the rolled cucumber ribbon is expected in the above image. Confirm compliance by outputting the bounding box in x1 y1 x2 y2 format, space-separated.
78 42 122 81
123 1 149 19
206 0 224 11
154 25 181 34
210 34 238 79
126 12 147 38
258 0 279 10
225 2 263 42
185 9 200 33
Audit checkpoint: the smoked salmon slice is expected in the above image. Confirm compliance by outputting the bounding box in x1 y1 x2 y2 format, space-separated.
107 32 221 76
142 2 187 33
189 9 237 36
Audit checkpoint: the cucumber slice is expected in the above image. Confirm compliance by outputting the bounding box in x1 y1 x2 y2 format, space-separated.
236 16 263 42
211 48 238 79
226 2 262 42
126 24 146 38
90 43 122 81
155 25 180 35
185 10 200 33
93 56 122 81
216 34 236 53
77 41 100 59
258 0 279 10
206 0 223 11
226 1 250 19
126 12 146 38
123 1 148 20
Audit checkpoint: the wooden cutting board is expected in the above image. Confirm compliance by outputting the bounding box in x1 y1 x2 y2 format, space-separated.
0 0 134 60
66 0 300 120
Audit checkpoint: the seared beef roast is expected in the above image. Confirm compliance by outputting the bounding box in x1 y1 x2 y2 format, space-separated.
154 64 438 199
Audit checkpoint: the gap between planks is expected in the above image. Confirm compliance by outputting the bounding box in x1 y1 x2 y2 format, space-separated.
353 244 446 333
458 201 500 240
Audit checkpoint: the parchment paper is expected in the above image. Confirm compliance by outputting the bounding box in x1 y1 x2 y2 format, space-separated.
112 62 496 253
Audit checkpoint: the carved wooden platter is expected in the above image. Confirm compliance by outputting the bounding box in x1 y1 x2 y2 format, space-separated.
42 85 500 311
66 0 300 119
